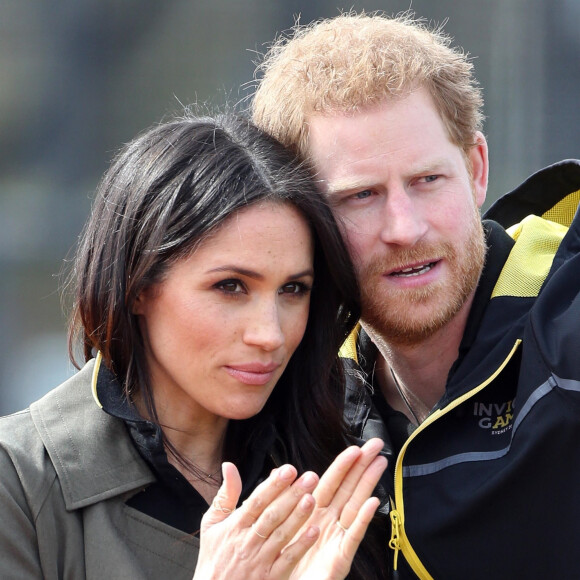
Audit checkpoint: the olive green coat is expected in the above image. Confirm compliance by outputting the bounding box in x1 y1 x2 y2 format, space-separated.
0 360 199 579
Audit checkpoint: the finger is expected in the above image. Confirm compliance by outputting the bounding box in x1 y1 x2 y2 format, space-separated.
270 525 320 578
200 462 241 532
249 471 319 545
338 454 387 528
339 496 381 563
237 464 298 526
312 445 362 507
327 438 384 508
314 438 384 509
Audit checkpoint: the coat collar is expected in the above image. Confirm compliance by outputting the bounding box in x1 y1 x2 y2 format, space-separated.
30 359 155 511
484 159 580 228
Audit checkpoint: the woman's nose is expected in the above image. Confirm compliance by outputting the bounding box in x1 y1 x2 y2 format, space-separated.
242 301 285 351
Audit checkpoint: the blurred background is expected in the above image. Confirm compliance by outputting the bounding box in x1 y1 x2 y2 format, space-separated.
1 0 579 414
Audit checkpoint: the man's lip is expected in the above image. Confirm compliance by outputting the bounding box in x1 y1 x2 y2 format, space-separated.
386 259 440 276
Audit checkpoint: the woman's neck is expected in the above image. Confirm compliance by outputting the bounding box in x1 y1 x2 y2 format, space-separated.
164 419 228 504
167 425 227 504
135 393 229 504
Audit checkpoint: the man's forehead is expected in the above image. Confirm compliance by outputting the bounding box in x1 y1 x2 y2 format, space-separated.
306 112 372 168
306 93 465 183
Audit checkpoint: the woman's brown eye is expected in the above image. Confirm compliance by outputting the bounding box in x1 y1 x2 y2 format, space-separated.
215 280 244 294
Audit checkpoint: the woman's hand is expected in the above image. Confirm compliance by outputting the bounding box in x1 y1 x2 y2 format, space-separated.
193 462 322 580
289 438 388 580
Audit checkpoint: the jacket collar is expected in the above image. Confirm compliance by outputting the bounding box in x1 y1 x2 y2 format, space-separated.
445 159 580 400
484 159 580 228
30 359 155 511
451 221 515 370
344 222 513 423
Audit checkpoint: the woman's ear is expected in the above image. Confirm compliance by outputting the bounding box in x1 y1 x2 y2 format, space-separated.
132 292 147 315
468 131 489 209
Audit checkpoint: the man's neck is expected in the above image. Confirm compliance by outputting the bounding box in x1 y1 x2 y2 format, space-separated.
364 295 474 424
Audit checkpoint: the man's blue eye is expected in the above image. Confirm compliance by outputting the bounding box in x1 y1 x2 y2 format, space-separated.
354 190 372 199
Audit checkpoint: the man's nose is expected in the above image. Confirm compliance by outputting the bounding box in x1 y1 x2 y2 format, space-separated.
378 186 428 246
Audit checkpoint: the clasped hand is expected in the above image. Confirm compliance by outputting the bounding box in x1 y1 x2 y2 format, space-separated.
192 438 387 580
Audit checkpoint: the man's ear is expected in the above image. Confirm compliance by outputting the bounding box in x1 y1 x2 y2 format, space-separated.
468 131 489 209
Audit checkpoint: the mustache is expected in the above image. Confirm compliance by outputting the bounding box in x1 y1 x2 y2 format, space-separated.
359 242 456 276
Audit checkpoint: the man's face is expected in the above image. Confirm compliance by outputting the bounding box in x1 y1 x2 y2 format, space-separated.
307 88 488 346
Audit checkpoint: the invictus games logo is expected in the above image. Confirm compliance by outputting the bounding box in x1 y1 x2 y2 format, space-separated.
473 400 514 434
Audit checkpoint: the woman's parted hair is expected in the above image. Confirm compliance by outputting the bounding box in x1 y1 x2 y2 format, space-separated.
68 112 360 474
252 11 484 157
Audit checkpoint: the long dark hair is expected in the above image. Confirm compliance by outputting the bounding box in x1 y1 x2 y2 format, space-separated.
67 113 390 579
68 112 360 477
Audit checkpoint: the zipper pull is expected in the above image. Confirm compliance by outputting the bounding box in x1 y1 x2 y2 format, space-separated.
389 509 402 571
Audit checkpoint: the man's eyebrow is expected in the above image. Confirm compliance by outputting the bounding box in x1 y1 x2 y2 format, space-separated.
410 159 448 175
325 179 374 195
324 159 451 195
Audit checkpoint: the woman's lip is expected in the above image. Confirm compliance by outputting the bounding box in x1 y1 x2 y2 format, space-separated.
224 364 280 386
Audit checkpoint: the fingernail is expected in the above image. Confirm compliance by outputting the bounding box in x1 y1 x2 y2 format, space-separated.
300 494 315 510
278 465 295 481
306 526 319 539
300 472 317 487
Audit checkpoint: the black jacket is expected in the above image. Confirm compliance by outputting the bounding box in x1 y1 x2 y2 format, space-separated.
342 160 580 579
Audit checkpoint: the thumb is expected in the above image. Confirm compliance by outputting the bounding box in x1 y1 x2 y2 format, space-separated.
201 462 242 532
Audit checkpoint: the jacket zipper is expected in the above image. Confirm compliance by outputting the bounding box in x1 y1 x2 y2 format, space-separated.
389 339 522 578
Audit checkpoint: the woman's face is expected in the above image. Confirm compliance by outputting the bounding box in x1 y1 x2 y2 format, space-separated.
134 201 314 430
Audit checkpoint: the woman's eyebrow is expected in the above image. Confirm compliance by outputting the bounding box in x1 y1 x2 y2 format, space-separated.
207 266 264 280
207 266 315 280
